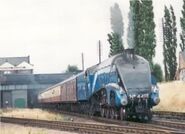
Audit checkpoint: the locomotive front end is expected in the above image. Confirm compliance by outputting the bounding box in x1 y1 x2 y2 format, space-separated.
115 54 160 121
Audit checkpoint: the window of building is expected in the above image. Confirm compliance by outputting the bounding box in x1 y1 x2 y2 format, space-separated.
4 71 11 74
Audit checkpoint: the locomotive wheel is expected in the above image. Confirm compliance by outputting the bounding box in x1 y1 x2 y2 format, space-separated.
110 108 115 119
115 110 119 120
139 112 152 122
120 107 126 120
140 114 147 122
101 89 107 105
100 108 105 117
105 109 110 119
110 92 116 119
89 104 94 116
110 91 115 106
140 110 153 122
146 110 152 121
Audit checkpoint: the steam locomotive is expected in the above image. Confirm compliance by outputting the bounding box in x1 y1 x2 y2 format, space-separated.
38 51 160 121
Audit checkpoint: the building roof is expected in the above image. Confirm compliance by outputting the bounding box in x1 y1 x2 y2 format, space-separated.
0 56 30 66
0 73 74 85
0 62 15 68
17 61 33 69
179 51 185 70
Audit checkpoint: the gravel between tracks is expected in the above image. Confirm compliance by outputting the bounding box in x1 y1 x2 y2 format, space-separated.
0 122 77 134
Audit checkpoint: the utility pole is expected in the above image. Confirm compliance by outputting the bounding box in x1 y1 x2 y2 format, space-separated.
98 40 102 64
81 53 84 71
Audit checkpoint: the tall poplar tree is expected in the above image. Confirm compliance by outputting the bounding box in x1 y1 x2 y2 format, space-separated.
127 0 136 48
170 6 177 80
129 0 156 65
162 17 169 81
108 3 124 57
129 0 141 50
129 0 162 81
163 6 177 81
180 0 185 51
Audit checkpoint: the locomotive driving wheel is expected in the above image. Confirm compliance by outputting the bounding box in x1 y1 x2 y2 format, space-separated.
139 110 152 122
120 107 126 120
145 110 152 122
100 89 107 117
105 108 110 118
100 107 105 117
110 108 115 119
101 89 107 105
110 91 116 119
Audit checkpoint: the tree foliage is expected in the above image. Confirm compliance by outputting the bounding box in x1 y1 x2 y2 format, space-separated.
108 33 124 57
66 65 80 73
180 0 185 51
127 1 135 49
152 63 163 82
108 3 124 57
163 6 177 81
129 0 156 65
130 0 140 50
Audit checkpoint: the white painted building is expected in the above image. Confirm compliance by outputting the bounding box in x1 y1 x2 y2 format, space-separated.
178 51 185 81
0 56 33 74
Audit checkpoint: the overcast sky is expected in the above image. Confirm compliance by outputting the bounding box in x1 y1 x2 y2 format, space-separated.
0 0 183 73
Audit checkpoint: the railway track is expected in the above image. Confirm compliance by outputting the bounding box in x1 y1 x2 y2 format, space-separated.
152 119 185 130
153 111 185 121
0 116 182 134
56 110 185 133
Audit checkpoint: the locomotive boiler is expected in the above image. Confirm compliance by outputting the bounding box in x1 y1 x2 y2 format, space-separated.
38 52 160 121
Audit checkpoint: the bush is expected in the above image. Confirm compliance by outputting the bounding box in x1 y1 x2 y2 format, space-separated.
152 63 163 82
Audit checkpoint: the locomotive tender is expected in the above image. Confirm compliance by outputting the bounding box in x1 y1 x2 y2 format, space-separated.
38 52 160 121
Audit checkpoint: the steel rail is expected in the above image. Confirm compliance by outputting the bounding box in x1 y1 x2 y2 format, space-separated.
46 110 185 134
0 116 176 134
58 111 184 130
152 119 185 130
153 111 185 121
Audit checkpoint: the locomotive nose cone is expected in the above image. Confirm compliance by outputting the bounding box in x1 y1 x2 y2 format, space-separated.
154 98 160 105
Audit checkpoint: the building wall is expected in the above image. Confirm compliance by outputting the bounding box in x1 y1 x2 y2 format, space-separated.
0 90 2 108
180 69 185 81
0 73 74 108
17 70 33 74
0 56 76 108
0 84 52 108
0 56 33 75
176 51 185 80
179 52 185 70
12 90 27 108
2 91 12 108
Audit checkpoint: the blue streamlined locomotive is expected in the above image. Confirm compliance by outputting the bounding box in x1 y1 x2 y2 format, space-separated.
38 52 160 121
